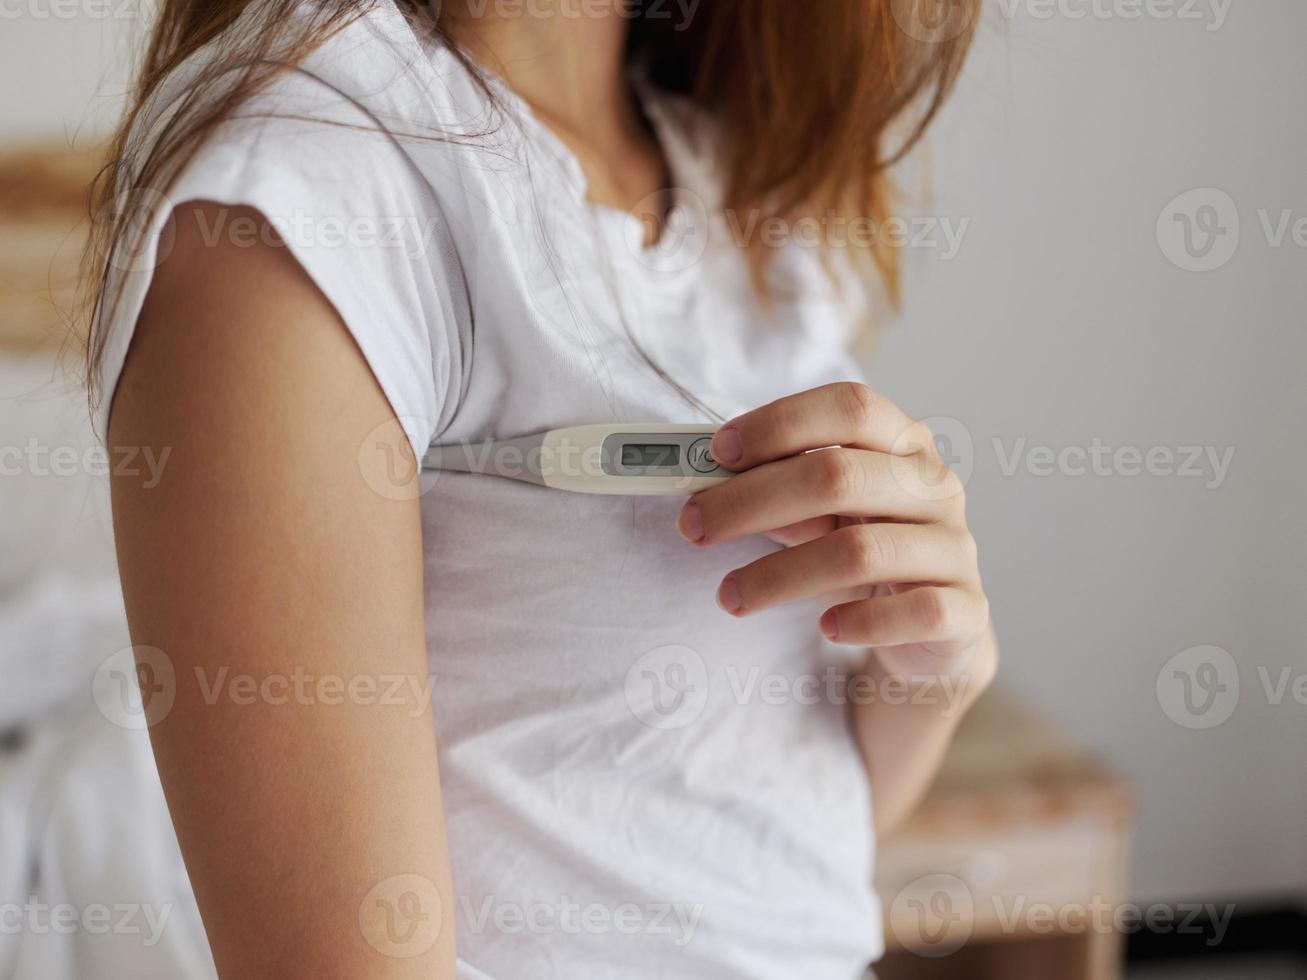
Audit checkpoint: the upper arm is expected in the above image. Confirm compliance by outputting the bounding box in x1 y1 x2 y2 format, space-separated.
108 202 455 978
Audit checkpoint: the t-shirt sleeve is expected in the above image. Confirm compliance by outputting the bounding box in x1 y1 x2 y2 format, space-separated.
93 73 467 461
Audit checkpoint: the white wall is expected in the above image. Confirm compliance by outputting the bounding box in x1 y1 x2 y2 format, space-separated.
876 0 1307 902
0 0 137 142
4 0 1305 905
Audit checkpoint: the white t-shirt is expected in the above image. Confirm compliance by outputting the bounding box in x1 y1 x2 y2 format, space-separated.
96 3 883 976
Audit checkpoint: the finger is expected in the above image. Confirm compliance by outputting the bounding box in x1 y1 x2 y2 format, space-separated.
820 586 991 649
678 448 956 546
717 523 976 617
709 382 937 471
763 515 838 548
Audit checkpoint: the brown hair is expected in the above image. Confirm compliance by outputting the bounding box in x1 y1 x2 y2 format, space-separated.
81 0 979 396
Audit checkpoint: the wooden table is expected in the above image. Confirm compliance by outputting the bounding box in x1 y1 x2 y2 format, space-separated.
875 690 1134 980
0 146 99 352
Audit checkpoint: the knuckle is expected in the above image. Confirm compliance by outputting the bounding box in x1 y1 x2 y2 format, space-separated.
902 419 937 458
836 382 880 432
810 449 863 504
919 454 949 487
930 464 966 511
917 589 988 640
846 526 897 579
916 589 955 638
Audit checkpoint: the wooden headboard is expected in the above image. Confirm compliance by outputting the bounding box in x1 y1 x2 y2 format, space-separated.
0 146 103 351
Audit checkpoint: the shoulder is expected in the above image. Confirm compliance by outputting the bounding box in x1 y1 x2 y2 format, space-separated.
111 0 532 228
95 2 491 453
132 1 491 210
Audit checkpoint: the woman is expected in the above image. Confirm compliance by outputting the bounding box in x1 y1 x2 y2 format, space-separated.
90 0 996 976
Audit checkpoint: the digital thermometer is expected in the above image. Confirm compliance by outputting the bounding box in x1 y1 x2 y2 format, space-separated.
422 424 734 495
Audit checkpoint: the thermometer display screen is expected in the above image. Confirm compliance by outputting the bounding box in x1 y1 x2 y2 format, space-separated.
621 444 681 469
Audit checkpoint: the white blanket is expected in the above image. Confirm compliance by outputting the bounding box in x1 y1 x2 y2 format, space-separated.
0 572 216 980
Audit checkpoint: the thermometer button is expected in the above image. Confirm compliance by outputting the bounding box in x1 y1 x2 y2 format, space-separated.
687 437 719 474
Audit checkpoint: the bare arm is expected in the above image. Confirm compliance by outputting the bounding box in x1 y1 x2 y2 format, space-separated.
108 203 456 978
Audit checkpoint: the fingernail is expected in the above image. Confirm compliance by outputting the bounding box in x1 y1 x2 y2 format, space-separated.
820 609 839 641
678 500 706 543
711 425 743 466
717 577 743 615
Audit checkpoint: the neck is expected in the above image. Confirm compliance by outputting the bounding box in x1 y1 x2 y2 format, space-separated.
442 0 635 142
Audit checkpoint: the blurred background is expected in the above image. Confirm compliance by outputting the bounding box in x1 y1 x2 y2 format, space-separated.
1 1 1304 978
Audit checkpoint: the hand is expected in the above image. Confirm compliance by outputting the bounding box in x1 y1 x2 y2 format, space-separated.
676 383 993 676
